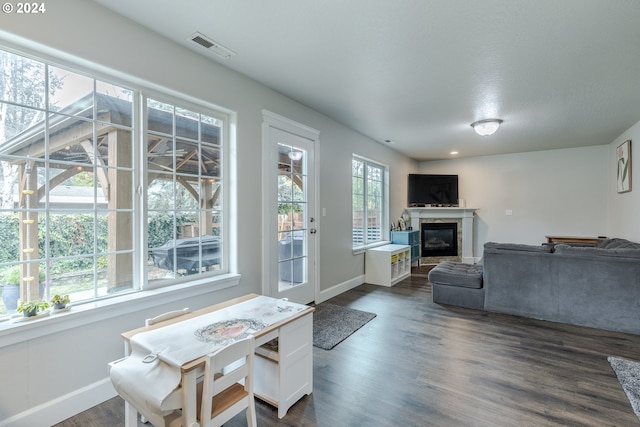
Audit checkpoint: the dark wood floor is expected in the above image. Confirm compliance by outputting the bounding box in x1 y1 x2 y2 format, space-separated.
56 275 640 426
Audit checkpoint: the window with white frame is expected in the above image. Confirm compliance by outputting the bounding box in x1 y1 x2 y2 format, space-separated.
352 155 387 249
0 47 228 317
145 99 225 284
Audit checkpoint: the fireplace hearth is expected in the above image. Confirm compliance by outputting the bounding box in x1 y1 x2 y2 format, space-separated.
421 222 458 257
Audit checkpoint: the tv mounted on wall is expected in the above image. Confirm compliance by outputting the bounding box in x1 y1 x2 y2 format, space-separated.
407 174 459 206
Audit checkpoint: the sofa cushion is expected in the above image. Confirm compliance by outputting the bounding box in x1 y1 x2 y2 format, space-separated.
484 242 553 253
428 261 483 289
595 238 640 250
554 244 640 259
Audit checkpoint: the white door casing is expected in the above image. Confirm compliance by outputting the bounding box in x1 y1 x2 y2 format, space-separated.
262 111 318 304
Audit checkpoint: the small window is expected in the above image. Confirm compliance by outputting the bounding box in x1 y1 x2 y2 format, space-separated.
352 156 388 249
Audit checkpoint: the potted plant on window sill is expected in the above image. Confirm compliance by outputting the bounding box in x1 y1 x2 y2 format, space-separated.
16 299 49 318
2 266 46 313
50 294 70 310
1 266 21 313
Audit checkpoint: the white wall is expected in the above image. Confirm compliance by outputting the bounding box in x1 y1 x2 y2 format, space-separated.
608 118 640 241
419 145 610 257
0 0 417 424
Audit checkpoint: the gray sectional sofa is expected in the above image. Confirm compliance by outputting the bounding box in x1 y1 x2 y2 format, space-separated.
430 238 640 335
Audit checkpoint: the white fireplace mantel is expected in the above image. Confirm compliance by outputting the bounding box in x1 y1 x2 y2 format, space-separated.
407 207 478 264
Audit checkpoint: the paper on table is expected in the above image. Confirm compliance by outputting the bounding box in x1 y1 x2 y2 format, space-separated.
130 295 307 367
109 351 181 423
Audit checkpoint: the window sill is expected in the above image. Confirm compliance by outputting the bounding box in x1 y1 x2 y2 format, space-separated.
352 240 391 256
0 273 241 349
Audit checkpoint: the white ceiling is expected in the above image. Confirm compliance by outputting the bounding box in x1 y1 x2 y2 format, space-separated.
91 0 640 160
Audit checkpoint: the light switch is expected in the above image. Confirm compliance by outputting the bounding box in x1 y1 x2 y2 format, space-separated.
506 209 513 216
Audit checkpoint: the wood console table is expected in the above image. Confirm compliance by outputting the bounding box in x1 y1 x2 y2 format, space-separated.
545 235 599 246
111 294 314 426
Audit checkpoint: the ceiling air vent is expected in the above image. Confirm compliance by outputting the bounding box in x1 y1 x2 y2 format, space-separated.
188 32 236 60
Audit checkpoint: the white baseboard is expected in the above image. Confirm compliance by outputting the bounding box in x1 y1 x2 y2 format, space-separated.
317 275 364 303
0 378 117 427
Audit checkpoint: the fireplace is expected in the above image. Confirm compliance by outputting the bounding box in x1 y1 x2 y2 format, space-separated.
421 222 458 257
408 207 476 264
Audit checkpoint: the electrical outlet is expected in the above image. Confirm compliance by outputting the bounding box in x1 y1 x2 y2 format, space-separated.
506 209 513 216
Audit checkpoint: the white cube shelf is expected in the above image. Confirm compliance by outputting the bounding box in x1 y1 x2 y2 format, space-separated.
365 244 411 286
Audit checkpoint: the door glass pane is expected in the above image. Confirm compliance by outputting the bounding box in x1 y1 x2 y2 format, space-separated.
277 143 306 289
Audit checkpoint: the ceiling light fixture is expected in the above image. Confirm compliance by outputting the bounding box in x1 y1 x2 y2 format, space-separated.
471 119 503 136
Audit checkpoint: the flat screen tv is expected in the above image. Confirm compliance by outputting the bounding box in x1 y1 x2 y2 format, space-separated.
408 174 459 206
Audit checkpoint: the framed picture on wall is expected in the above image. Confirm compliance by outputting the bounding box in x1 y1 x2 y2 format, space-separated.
617 139 631 193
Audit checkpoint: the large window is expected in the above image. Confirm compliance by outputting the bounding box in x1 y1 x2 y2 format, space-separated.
0 48 228 317
352 156 388 249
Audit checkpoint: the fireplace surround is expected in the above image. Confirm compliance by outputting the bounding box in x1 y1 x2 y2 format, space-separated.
407 207 477 264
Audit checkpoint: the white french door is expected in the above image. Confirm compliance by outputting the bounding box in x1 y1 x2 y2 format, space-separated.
262 111 318 304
